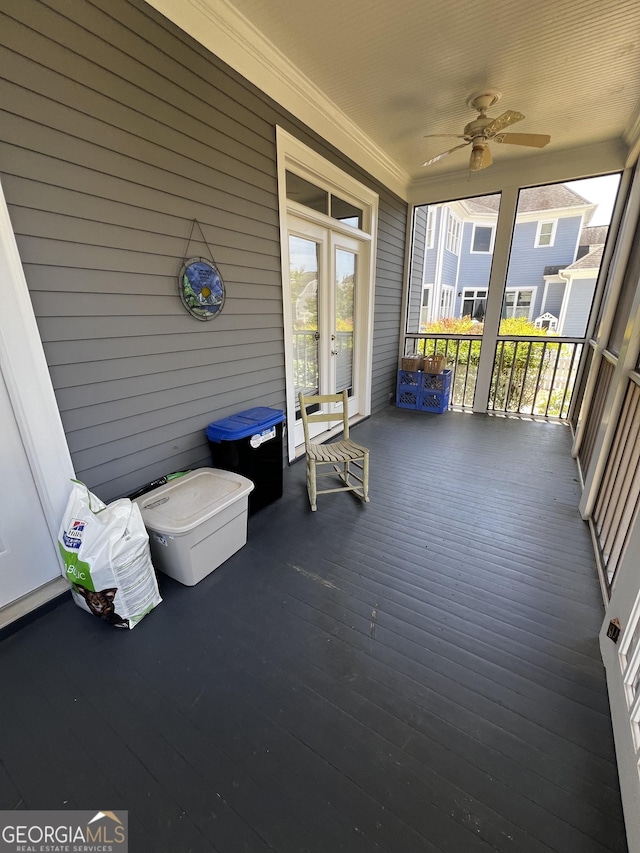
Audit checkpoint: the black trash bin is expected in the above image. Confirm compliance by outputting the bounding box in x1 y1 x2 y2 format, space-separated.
205 407 285 514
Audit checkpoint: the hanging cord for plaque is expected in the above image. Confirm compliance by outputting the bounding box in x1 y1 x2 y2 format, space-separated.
178 219 225 321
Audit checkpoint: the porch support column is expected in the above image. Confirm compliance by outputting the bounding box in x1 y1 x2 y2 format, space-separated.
473 187 519 412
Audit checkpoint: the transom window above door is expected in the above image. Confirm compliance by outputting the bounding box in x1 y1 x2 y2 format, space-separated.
285 171 363 230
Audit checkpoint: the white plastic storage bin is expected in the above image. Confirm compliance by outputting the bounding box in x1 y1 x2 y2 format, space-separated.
134 468 254 586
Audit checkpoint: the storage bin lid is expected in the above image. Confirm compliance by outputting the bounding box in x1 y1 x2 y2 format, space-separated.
205 407 285 442
134 468 254 534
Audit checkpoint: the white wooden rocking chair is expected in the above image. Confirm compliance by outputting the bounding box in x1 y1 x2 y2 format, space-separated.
298 389 370 512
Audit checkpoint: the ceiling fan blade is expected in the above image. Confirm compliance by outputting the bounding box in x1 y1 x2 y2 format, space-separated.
494 132 551 148
469 145 493 172
483 110 525 135
421 142 469 167
423 133 466 139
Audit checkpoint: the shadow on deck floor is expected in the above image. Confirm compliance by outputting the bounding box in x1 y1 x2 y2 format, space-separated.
0 407 627 853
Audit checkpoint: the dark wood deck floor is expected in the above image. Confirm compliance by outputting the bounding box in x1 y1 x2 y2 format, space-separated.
0 408 627 853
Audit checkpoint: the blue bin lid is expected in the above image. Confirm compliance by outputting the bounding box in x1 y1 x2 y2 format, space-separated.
205 407 285 442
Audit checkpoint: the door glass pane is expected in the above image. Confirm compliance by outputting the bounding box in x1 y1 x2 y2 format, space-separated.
335 249 356 395
290 235 320 416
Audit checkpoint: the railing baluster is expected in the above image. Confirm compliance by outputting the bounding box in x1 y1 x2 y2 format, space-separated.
490 341 502 411
498 340 507 410
516 341 533 412
508 342 520 411
453 339 462 405
545 342 562 417
530 341 547 416
445 338 453 402
502 341 510 411
559 343 579 419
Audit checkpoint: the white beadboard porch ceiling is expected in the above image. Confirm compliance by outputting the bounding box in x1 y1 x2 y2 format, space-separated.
147 0 640 197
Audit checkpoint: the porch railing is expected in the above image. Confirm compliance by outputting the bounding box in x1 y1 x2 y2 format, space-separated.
577 352 616 478
592 375 640 588
404 334 584 419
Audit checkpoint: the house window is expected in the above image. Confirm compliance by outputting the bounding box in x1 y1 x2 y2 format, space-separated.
426 208 435 249
535 220 557 247
471 224 494 253
446 213 461 254
462 288 487 322
441 286 454 317
503 288 534 321
420 286 431 329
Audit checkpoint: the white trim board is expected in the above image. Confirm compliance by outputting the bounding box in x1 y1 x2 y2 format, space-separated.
276 128 378 461
0 578 69 631
0 179 75 561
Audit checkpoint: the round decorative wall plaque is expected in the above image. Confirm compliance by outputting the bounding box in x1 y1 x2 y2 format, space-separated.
178 257 225 321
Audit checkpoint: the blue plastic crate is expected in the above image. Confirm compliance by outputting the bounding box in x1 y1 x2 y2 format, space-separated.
396 369 421 409
418 388 450 413
397 388 419 409
397 369 421 388
421 368 452 393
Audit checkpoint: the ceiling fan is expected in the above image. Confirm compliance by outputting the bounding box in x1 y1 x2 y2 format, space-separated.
422 91 551 171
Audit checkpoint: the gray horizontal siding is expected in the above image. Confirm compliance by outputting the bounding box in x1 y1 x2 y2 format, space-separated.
507 218 582 287
563 278 597 337
423 207 440 283
407 207 427 333
458 222 493 288
442 250 458 285
542 282 565 318
1 0 406 500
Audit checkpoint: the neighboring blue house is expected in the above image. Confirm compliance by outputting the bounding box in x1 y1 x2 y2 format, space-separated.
413 185 604 336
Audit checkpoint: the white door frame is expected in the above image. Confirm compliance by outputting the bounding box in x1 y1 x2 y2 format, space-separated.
0 178 75 622
276 127 378 461
285 218 368 448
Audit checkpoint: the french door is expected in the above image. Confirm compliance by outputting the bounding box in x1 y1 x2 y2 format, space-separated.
287 216 365 449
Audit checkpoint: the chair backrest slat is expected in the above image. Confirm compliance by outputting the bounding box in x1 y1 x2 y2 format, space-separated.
298 389 350 442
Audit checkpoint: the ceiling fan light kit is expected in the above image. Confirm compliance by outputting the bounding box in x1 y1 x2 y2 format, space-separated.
423 91 551 172
469 143 490 171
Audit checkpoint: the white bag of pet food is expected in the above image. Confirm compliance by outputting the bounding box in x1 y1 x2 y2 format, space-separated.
58 480 162 629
